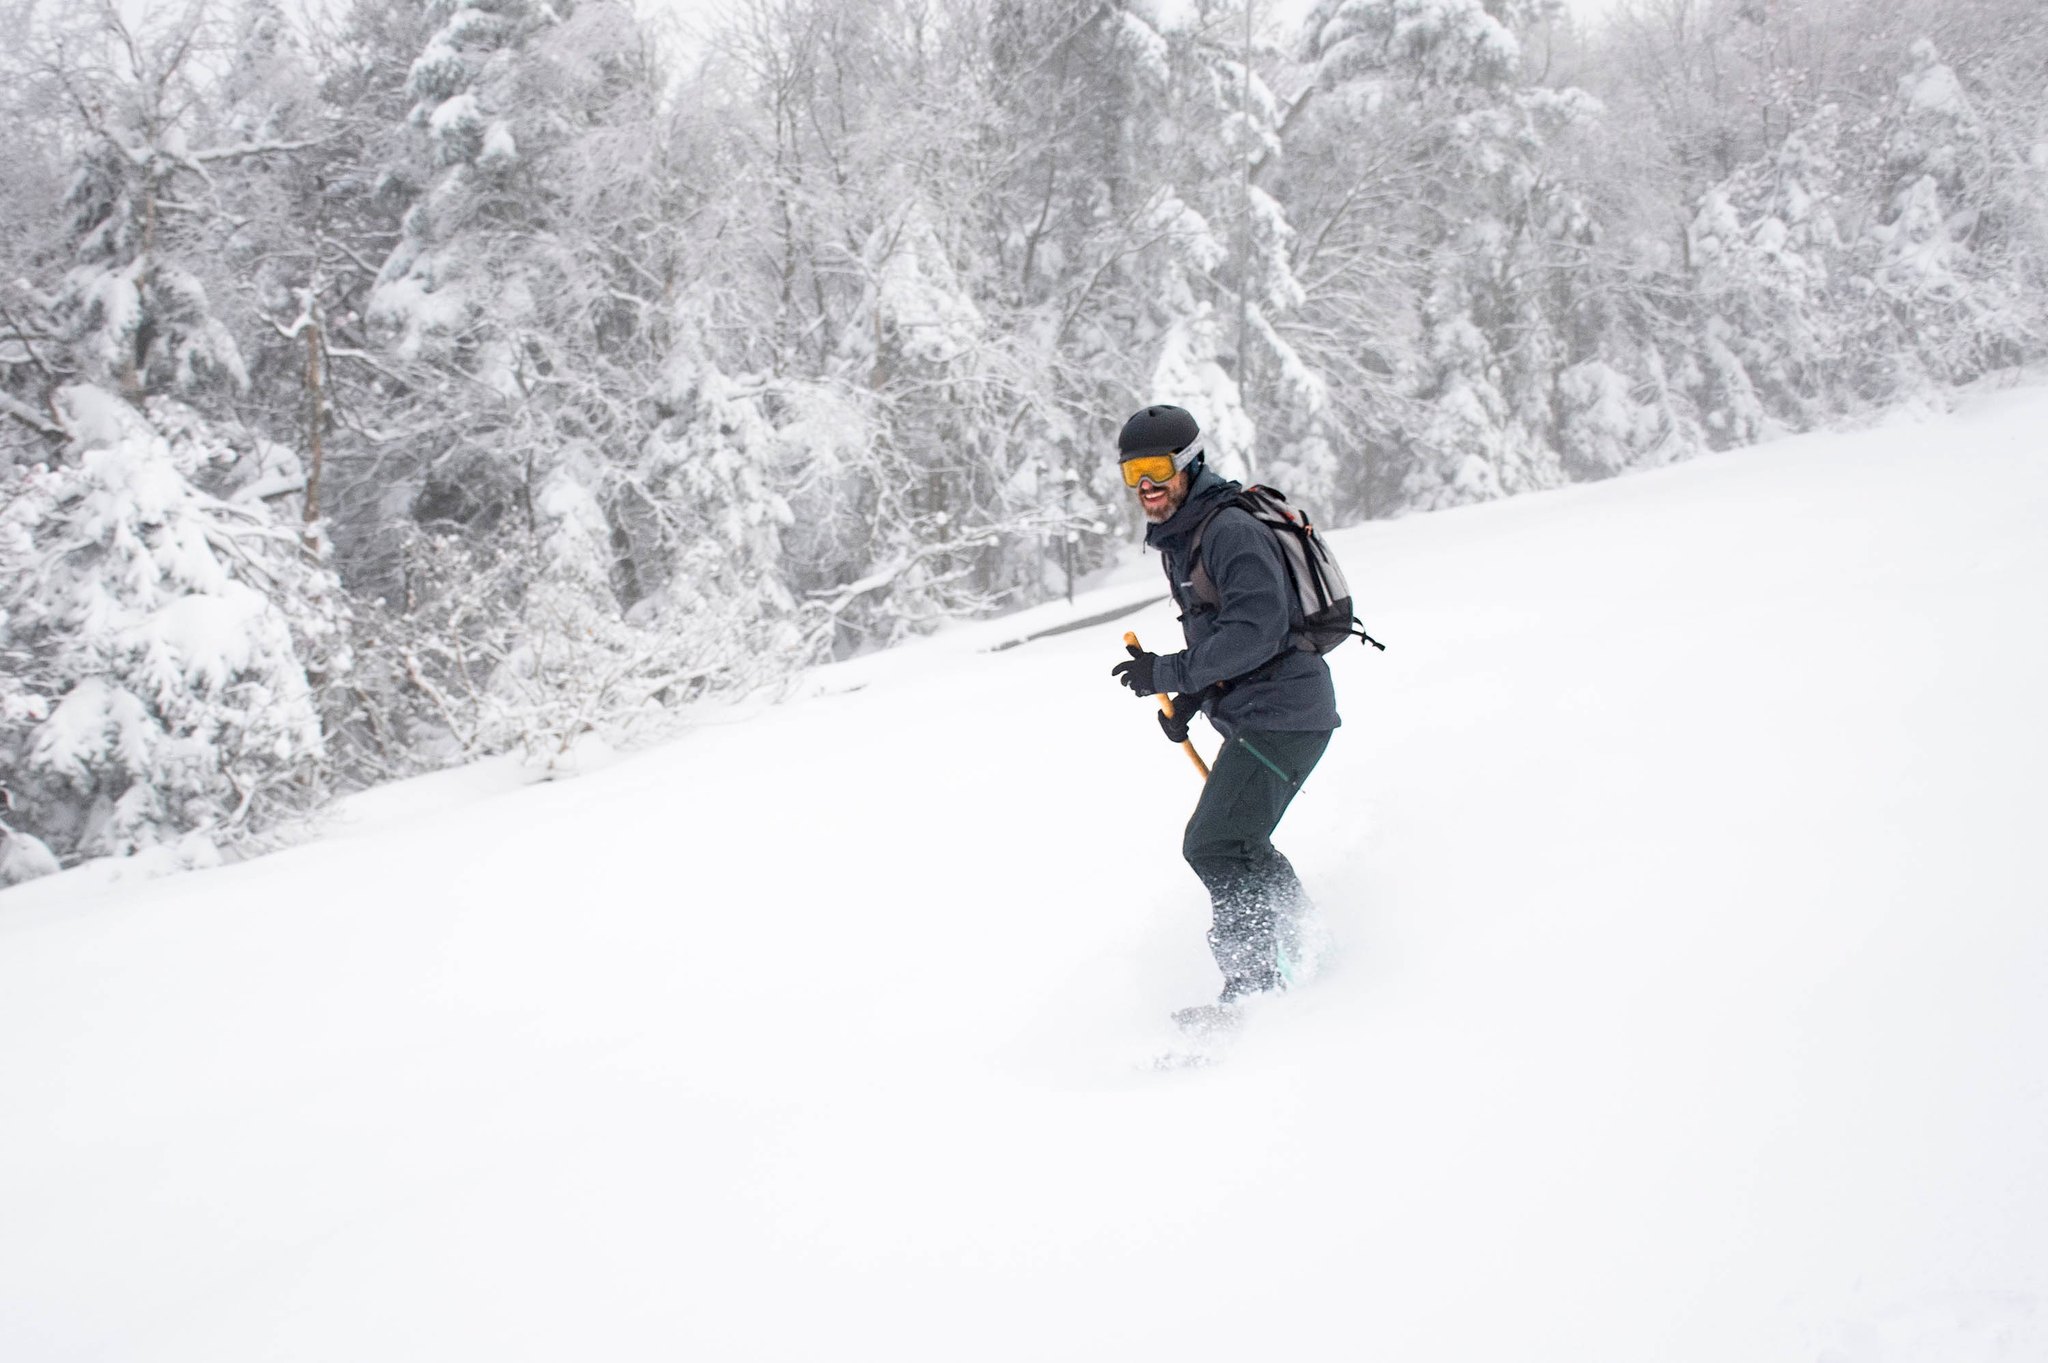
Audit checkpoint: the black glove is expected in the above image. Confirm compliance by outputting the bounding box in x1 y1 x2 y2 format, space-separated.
1110 643 1158 696
1157 693 1206 744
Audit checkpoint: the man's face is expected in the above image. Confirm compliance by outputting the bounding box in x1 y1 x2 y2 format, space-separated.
1133 467 1191 523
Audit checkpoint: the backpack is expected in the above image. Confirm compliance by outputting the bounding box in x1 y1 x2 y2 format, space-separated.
1177 486 1386 654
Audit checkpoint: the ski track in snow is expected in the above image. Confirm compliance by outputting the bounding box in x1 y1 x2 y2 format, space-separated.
4 385 2048 1361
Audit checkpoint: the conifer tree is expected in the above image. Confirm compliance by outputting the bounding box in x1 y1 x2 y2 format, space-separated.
0 388 338 862
0 0 343 867
1854 39 2030 396
1296 0 1629 508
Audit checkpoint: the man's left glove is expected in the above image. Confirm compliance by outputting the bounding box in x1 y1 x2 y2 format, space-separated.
1110 643 1158 696
1157 693 1208 744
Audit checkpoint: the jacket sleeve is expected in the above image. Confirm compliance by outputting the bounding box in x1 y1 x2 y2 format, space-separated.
1152 509 1293 695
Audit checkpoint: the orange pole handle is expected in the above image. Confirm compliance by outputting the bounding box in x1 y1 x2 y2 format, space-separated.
1125 631 1209 781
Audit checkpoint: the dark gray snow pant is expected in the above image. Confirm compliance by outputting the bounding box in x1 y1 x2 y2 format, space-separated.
1181 728 1332 995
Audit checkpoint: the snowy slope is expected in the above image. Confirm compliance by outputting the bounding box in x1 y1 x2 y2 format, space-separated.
5 384 2048 1362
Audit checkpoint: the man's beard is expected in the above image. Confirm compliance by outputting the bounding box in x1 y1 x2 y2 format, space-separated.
1142 481 1187 523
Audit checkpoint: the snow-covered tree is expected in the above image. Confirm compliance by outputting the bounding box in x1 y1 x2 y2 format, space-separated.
0 388 338 862
0 16 74 472
0 0 347 865
1684 107 1848 443
204 0 342 523
971 2 1324 552
333 0 824 763
1293 0 1642 509
1851 39 2031 397
1588 0 2048 442
685 0 1097 637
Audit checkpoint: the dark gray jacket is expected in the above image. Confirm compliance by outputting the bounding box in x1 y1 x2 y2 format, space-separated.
1147 469 1341 737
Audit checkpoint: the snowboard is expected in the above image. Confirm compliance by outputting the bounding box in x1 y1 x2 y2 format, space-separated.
1149 1001 1246 1070
1146 909 1333 1070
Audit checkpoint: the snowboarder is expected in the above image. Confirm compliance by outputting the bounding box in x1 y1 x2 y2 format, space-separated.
1109 404 1340 1010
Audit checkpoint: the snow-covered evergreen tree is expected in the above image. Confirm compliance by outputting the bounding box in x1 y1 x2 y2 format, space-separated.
1296 0 1632 509
0 0 345 867
686 0 1100 638
344 0 820 763
0 388 336 862
56 115 247 404
972 1 1324 548
205 0 339 507
1685 108 1849 444
1851 39 2031 397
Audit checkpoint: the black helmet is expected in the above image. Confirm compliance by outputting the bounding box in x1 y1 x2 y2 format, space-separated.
1117 404 1204 472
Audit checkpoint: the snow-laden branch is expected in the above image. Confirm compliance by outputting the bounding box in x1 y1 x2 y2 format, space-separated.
189 133 340 165
0 392 66 440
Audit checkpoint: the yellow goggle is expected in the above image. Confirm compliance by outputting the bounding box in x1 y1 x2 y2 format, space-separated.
1120 453 1182 487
